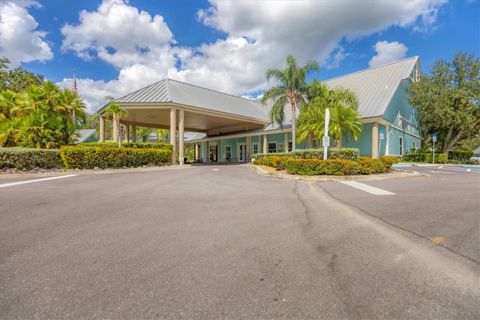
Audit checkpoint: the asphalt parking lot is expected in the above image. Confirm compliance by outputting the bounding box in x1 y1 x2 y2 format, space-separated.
318 164 480 263
0 165 478 319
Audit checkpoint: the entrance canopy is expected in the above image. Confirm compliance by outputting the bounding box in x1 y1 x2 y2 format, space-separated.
98 78 269 135
97 78 270 164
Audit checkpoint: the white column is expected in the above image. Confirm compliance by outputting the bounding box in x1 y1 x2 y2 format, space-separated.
112 114 118 143
125 125 130 142
132 125 136 143
170 108 177 164
284 132 289 152
372 123 379 159
99 116 105 142
263 135 267 153
385 124 390 155
291 104 296 151
246 136 251 162
195 144 199 161
206 141 210 162
178 109 184 165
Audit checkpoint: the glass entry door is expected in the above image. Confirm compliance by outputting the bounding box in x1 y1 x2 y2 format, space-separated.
209 144 218 162
239 144 247 162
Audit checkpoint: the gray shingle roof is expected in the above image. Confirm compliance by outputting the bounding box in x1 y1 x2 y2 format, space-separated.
324 56 419 118
113 78 269 121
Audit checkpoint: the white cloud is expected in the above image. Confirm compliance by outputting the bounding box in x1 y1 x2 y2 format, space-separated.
368 41 408 67
0 0 53 67
60 0 446 113
61 0 175 69
324 46 348 70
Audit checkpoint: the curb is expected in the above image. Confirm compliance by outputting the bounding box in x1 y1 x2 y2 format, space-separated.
252 165 424 181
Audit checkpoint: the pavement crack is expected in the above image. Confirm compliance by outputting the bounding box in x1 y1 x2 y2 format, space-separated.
292 180 312 228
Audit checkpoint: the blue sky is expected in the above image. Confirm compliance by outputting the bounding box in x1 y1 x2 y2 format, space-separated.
0 0 478 112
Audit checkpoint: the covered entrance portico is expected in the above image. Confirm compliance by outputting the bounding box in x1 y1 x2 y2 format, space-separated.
97 79 269 164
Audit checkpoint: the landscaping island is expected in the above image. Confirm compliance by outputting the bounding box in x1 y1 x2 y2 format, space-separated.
252 148 399 176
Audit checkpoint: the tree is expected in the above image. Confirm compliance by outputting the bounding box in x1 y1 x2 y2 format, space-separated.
137 127 153 142
297 81 361 147
104 98 127 147
156 129 169 142
0 81 86 148
57 88 86 144
261 55 319 151
409 51 480 157
0 57 44 92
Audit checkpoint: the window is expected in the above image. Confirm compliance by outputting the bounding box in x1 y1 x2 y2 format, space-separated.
288 142 292 152
225 145 232 160
278 143 283 152
252 143 259 154
268 142 277 153
399 137 404 155
412 141 417 150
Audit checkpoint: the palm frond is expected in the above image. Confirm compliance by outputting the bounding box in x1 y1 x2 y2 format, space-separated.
261 86 286 103
270 96 287 128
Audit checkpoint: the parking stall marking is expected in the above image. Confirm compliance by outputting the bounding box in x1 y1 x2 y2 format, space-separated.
339 181 395 195
0 175 77 189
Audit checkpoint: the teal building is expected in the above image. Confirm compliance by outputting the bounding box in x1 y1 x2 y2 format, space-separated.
99 57 422 164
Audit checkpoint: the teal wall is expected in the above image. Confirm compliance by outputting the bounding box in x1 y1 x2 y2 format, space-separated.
383 79 422 155
342 123 372 156
266 133 285 152
383 79 421 137
388 127 421 156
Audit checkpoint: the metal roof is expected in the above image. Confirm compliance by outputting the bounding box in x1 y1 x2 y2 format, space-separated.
324 56 419 118
263 56 419 130
75 129 96 143
113 78 269 121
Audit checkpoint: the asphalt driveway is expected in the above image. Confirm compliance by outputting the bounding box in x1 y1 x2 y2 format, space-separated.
0 165 478 319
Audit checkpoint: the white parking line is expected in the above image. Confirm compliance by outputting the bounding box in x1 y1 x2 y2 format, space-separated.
0 175 77 188
339 181 395 195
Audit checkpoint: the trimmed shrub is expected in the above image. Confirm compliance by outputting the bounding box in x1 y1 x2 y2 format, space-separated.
0 147 62 170
285 159 362 176
78 142 173 150
448 150 474 162
61 146 172 169
252 148 360 161
380 155 401 166
424 152 447 163
284 158 322 175
357 157 389 174
257 155 393 176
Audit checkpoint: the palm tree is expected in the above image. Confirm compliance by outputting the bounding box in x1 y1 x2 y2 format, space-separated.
297 81 361 147
104 98 127 147
57 89 86 145
261 55 319 151
0 90 20 146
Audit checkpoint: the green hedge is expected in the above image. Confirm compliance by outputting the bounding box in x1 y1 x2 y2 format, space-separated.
403 150 447 163
402 148 472 163
448 150 474 162
252 148 360 161
77 142 173 150
61 146 172 169
255 154 393 175
0 147 62 170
